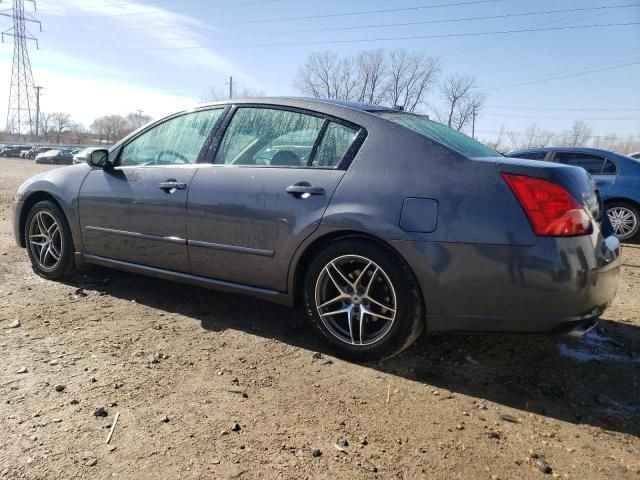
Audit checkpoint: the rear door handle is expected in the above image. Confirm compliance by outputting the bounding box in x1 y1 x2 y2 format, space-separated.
286 185 325 197
159 180 187 192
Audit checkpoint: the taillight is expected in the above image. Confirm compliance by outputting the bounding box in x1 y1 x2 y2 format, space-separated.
501 173 592 236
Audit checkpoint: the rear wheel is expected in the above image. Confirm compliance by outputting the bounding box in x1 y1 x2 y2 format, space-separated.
24 200 76 279
606 202 639 241
303 238 424 361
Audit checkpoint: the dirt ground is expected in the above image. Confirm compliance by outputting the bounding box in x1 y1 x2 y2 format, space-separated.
1 158 639 480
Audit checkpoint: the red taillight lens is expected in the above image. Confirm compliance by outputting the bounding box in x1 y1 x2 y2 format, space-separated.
501 173 592 236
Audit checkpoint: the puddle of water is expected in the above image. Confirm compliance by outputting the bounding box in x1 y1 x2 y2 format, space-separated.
557 330 640 363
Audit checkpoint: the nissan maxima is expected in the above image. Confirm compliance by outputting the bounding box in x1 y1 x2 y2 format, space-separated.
12 98 621 360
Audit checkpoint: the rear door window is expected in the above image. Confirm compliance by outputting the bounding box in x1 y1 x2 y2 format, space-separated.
554 152 607 175
215 108 360 168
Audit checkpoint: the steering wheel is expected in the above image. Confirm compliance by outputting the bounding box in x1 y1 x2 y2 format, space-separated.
154 149 188 165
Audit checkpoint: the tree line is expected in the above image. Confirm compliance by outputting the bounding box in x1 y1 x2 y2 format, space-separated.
293 49 485 133
1 111 154 145
487 121 640 154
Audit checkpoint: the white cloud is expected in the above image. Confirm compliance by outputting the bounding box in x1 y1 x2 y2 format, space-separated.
0 0 261 128
38 0 256 83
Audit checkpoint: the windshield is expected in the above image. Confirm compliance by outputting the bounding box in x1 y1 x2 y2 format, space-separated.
377 112 499 158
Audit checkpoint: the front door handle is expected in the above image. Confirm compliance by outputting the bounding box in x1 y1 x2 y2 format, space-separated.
159 180 187 192
286 185 325 197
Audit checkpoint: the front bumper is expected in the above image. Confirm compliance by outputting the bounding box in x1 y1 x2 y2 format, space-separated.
394 231 621 334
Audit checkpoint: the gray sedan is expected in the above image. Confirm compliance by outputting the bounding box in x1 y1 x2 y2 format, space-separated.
12 98 621 360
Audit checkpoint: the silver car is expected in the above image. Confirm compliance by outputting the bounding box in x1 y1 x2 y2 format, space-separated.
12 98 621 360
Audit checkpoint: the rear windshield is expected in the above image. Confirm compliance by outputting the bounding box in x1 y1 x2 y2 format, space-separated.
377 112 499 158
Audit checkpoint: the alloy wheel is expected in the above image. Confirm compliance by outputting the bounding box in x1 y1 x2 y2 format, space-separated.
607 206 638 239
28 211 63 272
314 254 397 346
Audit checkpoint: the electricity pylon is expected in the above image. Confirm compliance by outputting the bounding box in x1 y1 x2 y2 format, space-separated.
1 0 41 138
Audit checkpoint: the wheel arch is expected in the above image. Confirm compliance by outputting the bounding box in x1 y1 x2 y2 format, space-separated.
289 230 423 308
18 192 66 247
603 197 640 209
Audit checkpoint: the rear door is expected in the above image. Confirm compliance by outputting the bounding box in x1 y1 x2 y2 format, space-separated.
79 108 225 273
187 106 362 291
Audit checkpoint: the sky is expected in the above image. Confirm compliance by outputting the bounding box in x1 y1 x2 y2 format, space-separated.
0 0 639 142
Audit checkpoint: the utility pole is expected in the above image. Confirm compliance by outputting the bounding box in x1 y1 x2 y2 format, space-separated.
471 105 477 139
135 108 144 128
228 76 233 99
1 0 42 138
35 84 42 136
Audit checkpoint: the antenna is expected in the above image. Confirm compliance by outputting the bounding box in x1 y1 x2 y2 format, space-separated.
1 0 41 138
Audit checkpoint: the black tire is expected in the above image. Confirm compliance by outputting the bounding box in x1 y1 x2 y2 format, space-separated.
303 238 425 362
24 200 76 280
605 201 640 241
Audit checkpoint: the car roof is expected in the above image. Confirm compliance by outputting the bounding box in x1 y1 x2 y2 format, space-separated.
194 96 397 114
508 146 625 157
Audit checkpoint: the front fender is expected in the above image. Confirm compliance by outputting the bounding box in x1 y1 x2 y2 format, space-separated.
14 164 92 251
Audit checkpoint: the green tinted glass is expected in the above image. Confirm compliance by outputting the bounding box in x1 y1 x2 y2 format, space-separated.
378 112 498 158
216 108 324 167
119 109 223 166
313 122 358 168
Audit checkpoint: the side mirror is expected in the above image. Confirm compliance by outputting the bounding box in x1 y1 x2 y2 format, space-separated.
88 149 110 169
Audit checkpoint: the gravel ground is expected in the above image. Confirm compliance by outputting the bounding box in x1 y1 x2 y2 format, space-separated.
1 158 639 480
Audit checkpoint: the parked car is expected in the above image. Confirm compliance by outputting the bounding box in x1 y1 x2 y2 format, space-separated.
1 145 31 157
628 151 640 160
73 147 102 164
25 146 54 160
506 147 640 240
34 149 74 165
12 98 621 360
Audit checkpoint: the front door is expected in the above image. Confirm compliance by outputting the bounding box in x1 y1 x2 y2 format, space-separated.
187 106 361 291
79 108 225 273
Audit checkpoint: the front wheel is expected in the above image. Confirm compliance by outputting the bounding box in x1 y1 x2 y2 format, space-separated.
606 202 639 241
303 239 424 361
24 200 76 279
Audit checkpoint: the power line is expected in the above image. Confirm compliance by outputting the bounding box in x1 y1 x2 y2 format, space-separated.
40 0 286 19
43 0 504 29
476 129 631 139
49 3 638 43
485 105 640 112
482 113 640 121
486 60 640 91
48 21 640 52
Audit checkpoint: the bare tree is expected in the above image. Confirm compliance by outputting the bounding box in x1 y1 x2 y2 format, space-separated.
507 130 522 150
294 49 440 110
126 112 153 131
385 50 440 112
354 49 387 104
438 74 485 131
201 85 266 102
488 124 506 151
558 121 592 147
91 115 129 143
39 112 53 142
68 123 89 144
49 112 72 143
294 51 340 99
593 133 618 150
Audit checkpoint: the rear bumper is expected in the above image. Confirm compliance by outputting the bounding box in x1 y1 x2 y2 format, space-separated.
394 232 621 334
